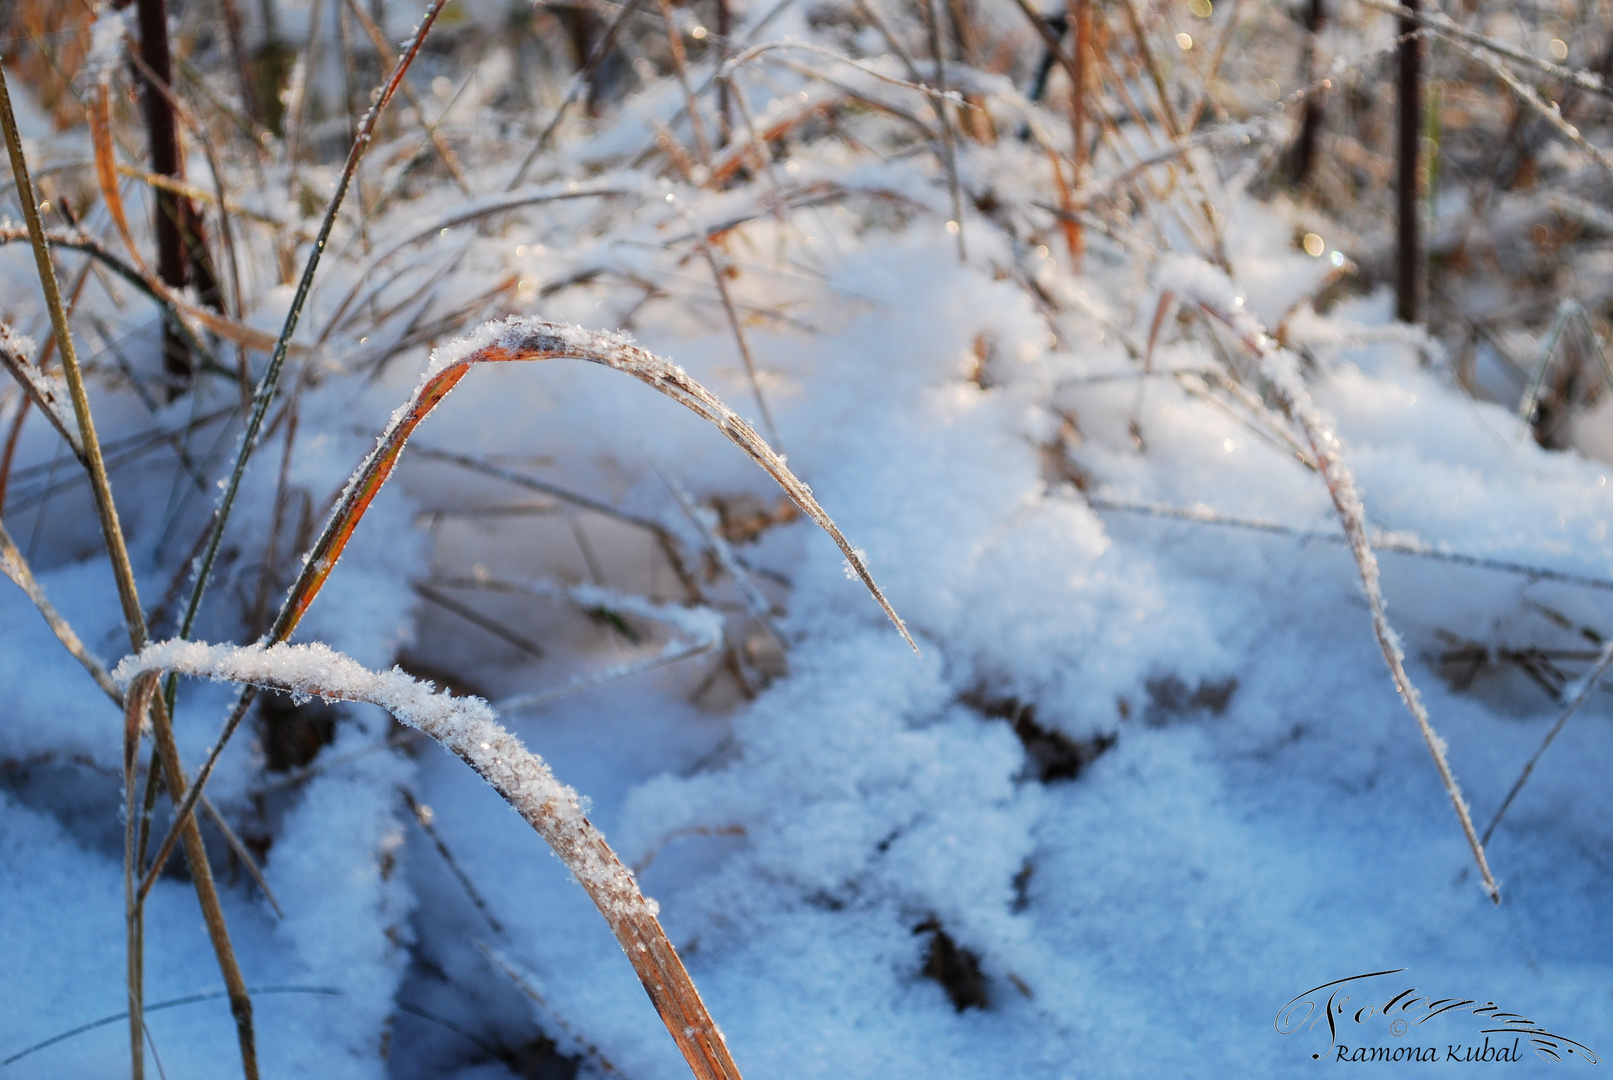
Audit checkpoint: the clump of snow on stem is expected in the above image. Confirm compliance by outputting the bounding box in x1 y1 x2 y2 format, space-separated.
425 316 640 380
83 7 130 83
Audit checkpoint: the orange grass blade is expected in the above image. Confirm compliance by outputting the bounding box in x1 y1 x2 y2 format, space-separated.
271 317 916 651
89 86 290 355
89 84 152 280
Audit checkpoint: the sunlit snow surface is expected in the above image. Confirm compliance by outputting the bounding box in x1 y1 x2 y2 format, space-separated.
2 147 1610 1080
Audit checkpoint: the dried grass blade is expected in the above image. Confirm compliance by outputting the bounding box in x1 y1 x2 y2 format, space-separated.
89 83 153 280
0 519 122 702
1157 258 1499 902
0 228 232 368
200 797 285 919
116 640 748 1080
273 318 912 650
123 673 158 1080
112 163 284 227
477 944 620 1074
649 454 771 621
0 63 261 1077
88 91 295 354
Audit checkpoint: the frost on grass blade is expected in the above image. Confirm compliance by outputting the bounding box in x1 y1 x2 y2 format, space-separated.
110 641 629 907
279 315 914 655
114 638 745 1080
1153 255 1500 903
0 322 84 461
129 309 916 999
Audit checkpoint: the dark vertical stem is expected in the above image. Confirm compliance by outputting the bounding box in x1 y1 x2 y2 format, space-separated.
716 0 733 146
556 4 602 115
558 3 595 71
1396 1 1422 324
1027 12 1065 102
1292 0 1326 185
124 34 226 320
923 0 967 261
134 0 191 396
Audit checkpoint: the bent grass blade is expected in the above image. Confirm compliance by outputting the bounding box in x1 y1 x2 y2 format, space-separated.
274 316 915 649
117 639 745 1080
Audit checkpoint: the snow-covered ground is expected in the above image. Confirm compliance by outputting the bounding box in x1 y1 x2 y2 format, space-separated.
1 2 1610 1077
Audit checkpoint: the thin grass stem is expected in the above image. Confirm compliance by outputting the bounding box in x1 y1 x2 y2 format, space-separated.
0 60 260 1079
174 0 451 658
1482 640 1613 846
683 212 780 445
1160 260 1500 901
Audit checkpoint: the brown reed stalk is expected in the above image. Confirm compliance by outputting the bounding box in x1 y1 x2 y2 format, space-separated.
1291 0 1327 185
133 0 197 395
1396 0 1423 323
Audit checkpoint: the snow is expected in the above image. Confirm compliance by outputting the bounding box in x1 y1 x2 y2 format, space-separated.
3 6 1612 1078
83 7 131 84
